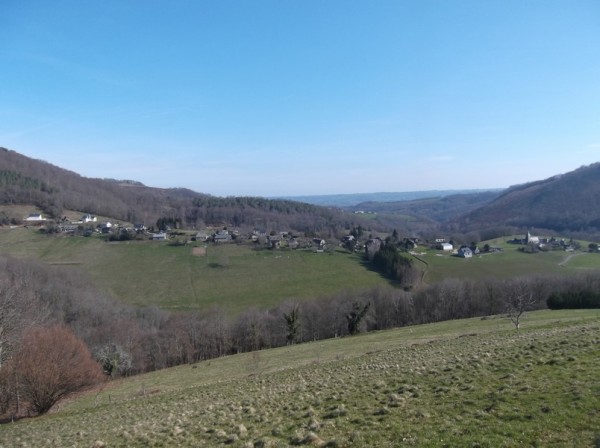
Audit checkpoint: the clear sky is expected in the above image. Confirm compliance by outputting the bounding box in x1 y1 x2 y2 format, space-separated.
1 1 599 197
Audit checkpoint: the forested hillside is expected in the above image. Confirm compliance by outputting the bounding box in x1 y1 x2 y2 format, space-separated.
457 163 600 236
0 148 365 235
351 191 500 222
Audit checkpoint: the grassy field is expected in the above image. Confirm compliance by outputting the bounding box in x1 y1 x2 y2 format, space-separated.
0 227 388 313
1 309 598 447
415 237 600 284
2 228 600 313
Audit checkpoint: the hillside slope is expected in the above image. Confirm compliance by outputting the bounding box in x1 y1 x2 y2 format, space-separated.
1 310 598 446
351 191 501 223
0 147 363 234
458 163 600 234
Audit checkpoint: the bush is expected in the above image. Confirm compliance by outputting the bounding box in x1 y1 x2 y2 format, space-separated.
7 325 104 415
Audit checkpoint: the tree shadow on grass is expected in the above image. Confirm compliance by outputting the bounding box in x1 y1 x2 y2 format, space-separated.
358 258 404 288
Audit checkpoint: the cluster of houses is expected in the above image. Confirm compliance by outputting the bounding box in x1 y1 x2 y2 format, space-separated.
191 228 329 251
23 211 149 237
24 211 577 257
514 231 577 252
434 239 477 258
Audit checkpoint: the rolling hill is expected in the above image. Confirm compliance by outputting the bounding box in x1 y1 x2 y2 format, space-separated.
278 189 500 208
457 163 600 235
350 190 501 223
3 147 599 238
0 147 368 235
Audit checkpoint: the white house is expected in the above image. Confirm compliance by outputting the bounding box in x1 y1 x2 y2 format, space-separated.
24 213 46 222
526 231 540 245
81 214 97 223
458 247 473 258
151 232 167 241
440 243 453 251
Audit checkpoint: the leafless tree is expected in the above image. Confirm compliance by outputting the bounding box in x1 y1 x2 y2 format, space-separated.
504 280 538 330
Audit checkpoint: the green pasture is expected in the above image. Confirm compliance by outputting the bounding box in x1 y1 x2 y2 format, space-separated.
2 309 598 447
0 228 387 313
2 228 600 313
415 237 600 284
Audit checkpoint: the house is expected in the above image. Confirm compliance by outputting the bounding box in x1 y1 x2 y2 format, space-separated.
435 238 446 243
439 243 453 251
213 230 232 243
342 235 355 243
151 232 167 241
100 222 113 233
312 238 326 248
288 238 299 249
24 213 45 222
458 246 473 258
81 214 97 223
133 223 147 233
194 231 209 242
402 238 418 250
267 235 282 249
526 231 540 245
60 224 79 233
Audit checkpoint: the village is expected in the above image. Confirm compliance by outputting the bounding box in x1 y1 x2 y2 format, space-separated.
20 211 589 259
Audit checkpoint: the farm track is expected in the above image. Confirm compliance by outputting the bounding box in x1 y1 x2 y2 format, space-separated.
559 251 588 267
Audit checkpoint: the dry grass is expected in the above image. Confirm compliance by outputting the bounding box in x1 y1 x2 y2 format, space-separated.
1 310 598 447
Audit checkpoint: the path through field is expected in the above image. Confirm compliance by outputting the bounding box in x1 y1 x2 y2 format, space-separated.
559 252 588 267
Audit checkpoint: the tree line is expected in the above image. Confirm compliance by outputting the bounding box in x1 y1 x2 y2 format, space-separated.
2 251 599 418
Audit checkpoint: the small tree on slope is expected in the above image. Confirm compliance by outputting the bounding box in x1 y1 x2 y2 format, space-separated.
9 325 104 415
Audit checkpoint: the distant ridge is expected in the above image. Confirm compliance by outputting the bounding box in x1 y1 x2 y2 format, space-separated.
277 189 502 208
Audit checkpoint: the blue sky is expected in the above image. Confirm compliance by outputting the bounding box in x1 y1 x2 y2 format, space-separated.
1 1 599 196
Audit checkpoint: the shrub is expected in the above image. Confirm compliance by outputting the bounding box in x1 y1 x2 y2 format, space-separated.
9 325 104 415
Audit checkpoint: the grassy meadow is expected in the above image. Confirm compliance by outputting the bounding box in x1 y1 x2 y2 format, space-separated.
1 309 598 447
0 227 387 313
2 227 600 313
415 237 600 284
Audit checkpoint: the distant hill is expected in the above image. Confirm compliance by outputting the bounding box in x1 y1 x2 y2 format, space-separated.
458 163 600 234
350 191 502 223
279 189 501 207
0 147 364 234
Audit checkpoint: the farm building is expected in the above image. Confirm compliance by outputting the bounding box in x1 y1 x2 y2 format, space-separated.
81 214 97 223
458 247 473 258
24 213 45 222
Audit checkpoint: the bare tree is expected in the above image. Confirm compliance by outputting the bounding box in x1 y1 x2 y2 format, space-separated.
93 343 132 377
0 257 51 369
504 281 537 330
